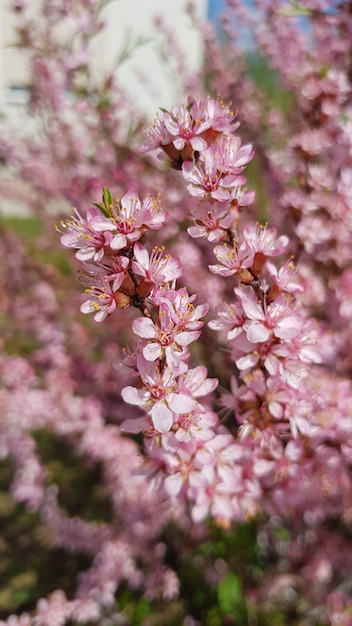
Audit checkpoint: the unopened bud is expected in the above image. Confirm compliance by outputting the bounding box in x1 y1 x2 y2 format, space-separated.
136 279 153 299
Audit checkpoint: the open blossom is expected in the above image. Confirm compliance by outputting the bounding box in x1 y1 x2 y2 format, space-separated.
121 361 217 434
212 134 253 175
59 190 167 260
174 409 218 442
242 224 289 275
209 243 254 280
243 224 289 258
189 96 240 135
265 375 295 420
235 286 302 344
231 331 280 373
176 365 218 403
132 292 207 369
187 198 236 242
80 275 130 322
163 103 210 152
167 288 209 331
188 434 261 524
266 259 304 298
145 431 256 525
138 96 239 164
138 103 208 159
107 189 166 250
82 254 130 291
131 243 183 286
181 131 253 202
182 144 247 201
208 302 246 340
59 207 118 262
137 116 171 153
187 191 255 242
121 358 195 433
289 128 333 158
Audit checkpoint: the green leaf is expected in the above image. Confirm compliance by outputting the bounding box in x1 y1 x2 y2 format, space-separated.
102 187 113 207
132 597 151 623
217 573 243 614
92 197 111 218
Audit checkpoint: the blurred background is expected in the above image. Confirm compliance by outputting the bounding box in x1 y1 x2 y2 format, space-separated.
0 0 211 118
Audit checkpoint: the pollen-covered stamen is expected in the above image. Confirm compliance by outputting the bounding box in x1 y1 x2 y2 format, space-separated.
181 125 194 140
176 302 195 327
177 412 194 430
111 197 138 234
157 328 175 346
143 365 175 402
203 174 222 192
80 279 124 322
264 295 296 329
149 383 166 400
150 246 165 265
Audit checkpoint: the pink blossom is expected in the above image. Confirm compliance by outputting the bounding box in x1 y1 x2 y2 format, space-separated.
80 277 119 322
165 288 209 332
59 207 117 262
137 117 171 153
60 190 167 262
208 302 246 340
121 357 197 433
243 224 289 258
163 103 209 152
189 96 240 134
33 590 69 626
209 243 254 278
236 287 302 343
174 409 218 442
108 189 166 250
176 365 218 402
132 294 206 369
231 332 279 374
189 435 260 524
182 145 246 201
82 254 130 291
132 243 183 286
138 96 240 161
266 375 293 420
187 198 236 242
212 134 254 175
266 259 304 296
289 129 332 157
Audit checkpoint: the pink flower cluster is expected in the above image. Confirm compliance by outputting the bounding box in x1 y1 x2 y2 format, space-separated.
139 96 254 241
138 96 240 163
59 188 172 321
61 96 328 530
